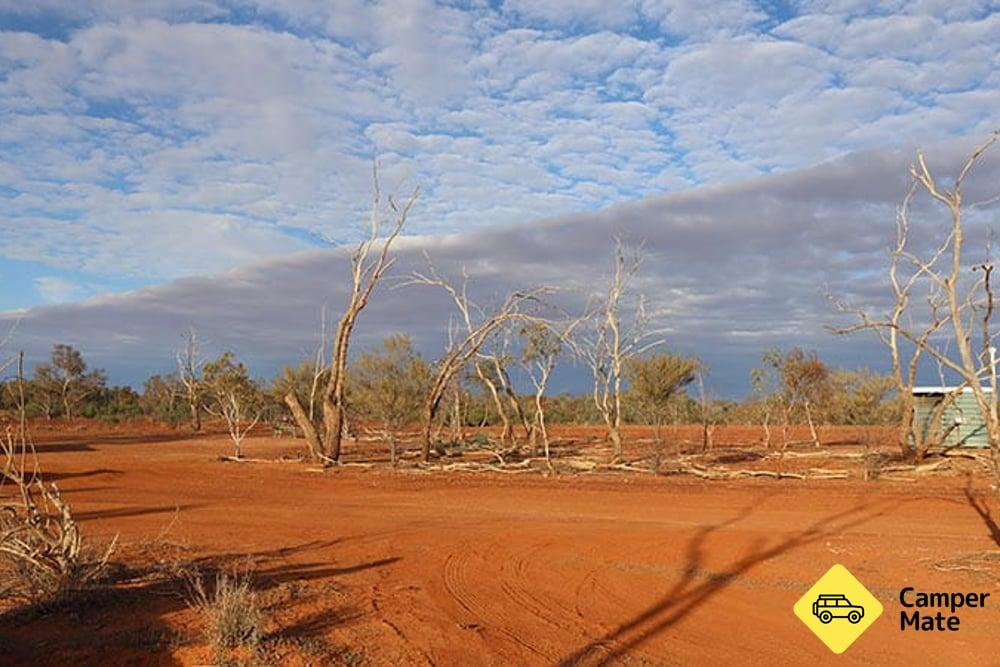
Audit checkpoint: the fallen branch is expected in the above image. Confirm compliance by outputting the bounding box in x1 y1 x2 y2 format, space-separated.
671 463 847 481
217 456 303 464
879 460 950 475
438 462 533 474
767 450 865 460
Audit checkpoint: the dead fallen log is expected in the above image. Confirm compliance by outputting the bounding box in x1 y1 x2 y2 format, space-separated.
562 459 598 472
879 460 950 475
768 450 865 460
438 462 533 474
672 463 848 481
218 456 303 464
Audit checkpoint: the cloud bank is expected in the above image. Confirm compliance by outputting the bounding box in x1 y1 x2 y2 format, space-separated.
5 137 999 395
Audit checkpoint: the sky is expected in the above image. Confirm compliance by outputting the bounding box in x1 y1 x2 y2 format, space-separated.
1 1 1000 394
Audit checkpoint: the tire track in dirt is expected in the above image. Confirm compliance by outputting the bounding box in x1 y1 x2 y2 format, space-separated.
442 541 555 661
498 541 580 633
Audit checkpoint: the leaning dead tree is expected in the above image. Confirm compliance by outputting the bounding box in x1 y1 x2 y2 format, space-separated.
284 170 419 464
835 131 1000 474
406 261 549 462
574 240 665 462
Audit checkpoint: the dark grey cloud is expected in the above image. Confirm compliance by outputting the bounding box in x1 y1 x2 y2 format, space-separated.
3 137 1000 396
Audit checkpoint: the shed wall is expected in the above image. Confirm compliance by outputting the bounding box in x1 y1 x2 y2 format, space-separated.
913 392 989 448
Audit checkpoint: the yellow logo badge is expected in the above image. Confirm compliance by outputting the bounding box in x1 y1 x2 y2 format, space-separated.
793 564 883 654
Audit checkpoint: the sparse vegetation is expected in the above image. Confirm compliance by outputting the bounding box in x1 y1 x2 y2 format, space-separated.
185 566 263 652
348 335 431 465
624 352 700 471
0 353 115 606
202 352 264 459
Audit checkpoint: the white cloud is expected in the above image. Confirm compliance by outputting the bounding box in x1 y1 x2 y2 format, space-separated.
502 0 639 29
640 0 765 38
33 276 84 303
1 1 998 297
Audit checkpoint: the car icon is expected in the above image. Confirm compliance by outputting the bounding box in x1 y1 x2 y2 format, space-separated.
812 594 864 624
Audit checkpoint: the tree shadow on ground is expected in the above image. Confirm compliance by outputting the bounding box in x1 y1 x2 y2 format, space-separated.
0 537 399 666
40 468 124 482
74 503 204 522
30 431 223 449
559 499 891 666
963 482 1000 548
267 604 364 641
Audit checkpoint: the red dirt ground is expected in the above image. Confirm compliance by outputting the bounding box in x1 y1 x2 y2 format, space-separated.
2 423 1000 665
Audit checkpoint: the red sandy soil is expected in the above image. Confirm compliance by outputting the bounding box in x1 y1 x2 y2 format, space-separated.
2 422 999 665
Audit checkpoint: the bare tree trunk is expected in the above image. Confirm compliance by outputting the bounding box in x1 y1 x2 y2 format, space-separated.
698 373 711 453
611 372 623 461
804 400 820 447
609 423 623 461
321 315 351 463
177 328 203 432
507 389 531 446
535 392 552 473
898 390 916 460
476 363 510 443
284 391 322 461
450 386 463 442
652 417 662 474
188 396 200 431
778 400 790 452
420 400 437 461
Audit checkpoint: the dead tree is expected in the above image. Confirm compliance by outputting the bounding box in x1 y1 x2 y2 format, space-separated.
834 132 1000 465
284 170 418 464
474 330 532 448
519 320 581 472
281 310 331 460
475 358 509 441
832 182 958 460
406 262 548 461
176 327 204 431
574 240 665 462
696 371 715 452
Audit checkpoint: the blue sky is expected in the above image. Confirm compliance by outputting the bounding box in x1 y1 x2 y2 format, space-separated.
3 1 998 312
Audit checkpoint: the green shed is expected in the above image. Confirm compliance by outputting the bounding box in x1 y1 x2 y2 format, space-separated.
912 387 990 448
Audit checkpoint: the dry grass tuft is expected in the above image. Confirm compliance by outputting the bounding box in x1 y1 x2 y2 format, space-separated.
185 566 263 651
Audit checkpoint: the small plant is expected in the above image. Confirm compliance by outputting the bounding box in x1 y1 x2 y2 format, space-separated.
468 432 490 447
185 567 263 651
861 440 883 482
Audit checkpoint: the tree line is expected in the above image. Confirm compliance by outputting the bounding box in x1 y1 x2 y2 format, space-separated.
0 340 899 441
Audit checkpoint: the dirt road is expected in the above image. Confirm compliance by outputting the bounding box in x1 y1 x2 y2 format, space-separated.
2 427 999 665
